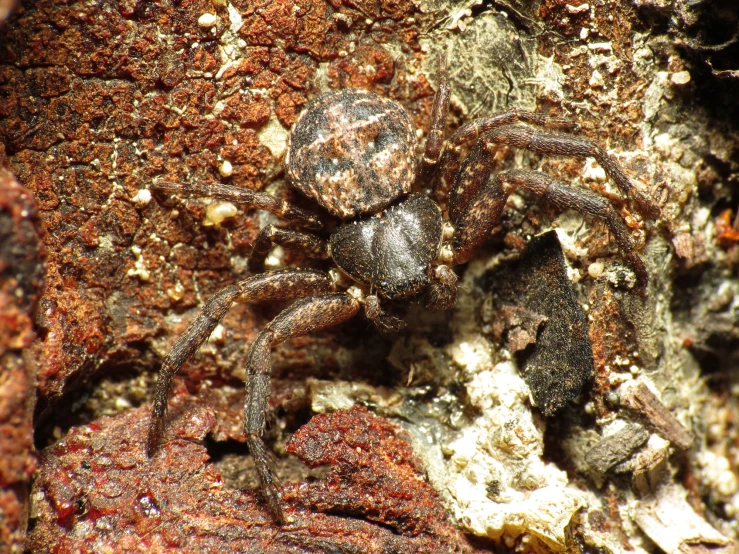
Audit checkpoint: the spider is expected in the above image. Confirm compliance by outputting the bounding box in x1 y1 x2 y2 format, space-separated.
146 66 659 523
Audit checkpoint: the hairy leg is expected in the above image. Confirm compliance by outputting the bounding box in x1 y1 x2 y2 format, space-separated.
146 268 335 457
433 110 580 207
424 264 458 311
244 291 361 522
248 225 329 273
151 181 323 230
452 164 648 283
416 58 451 189
363 294 406 333
452 125 659 221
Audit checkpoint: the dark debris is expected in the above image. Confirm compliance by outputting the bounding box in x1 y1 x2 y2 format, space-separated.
482 231 594 416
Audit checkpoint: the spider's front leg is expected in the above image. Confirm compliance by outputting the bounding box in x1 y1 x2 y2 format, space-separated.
248 226 330 273
425 264 458 311
363 294 407 333
146 268 335 457
244 291 362 522
473 125 660 220
151 181 323 230
449 140 649 283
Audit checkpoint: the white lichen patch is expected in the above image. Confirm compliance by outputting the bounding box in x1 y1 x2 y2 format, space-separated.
588 260 605 278
551 211 592 263
207 4 245 82
257 115 290 159
264 245 285 269
653 132 678 160
566 3 589 14
166 281 185 302
219 159 233 177
589 68 605 88
530 54 566 103
634 484 732 552
207 323 226 344
98 234 115 251
449 336 493 375
309 379 404 414
581 157 607 183
127 245 150 281
419 11 557 115
698 451 739 499
226 2 243 33
670 70 691 85
197 12 217 28
441 361 586 550
131 188 152 207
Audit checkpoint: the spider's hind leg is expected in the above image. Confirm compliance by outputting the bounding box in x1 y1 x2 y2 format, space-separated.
151 181 323 230
507 170 647 283
433 109 581 208
476 125 660 220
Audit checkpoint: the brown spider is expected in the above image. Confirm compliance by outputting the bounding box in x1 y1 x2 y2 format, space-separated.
146 67 659 523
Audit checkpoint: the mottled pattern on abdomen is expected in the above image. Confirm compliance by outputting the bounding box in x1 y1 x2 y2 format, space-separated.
286 89 417 219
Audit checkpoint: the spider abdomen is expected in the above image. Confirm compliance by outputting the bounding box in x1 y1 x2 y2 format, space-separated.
285 89 417 220
330 194 443 299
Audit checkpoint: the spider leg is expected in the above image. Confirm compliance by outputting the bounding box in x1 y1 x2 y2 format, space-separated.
433 109 580 207
416 58 451 188
244 291 361 522
448 140 504 223
248 225 329 273
146 268 335 457
425 264 458 311
452 165 648 283
151 181 323 230
475 125 660 220
510 170 648 282
364 294 407 333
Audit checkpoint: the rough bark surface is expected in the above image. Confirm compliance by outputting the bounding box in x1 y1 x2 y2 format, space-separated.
1 0 739 552
0 170 42 554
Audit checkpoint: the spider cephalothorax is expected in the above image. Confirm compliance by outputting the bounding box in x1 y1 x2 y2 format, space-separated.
146 68 659 523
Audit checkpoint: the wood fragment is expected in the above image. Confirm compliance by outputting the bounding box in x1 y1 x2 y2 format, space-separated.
631 444 669 496
634 484 732 553
621 381 695 450
585 423 650 474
